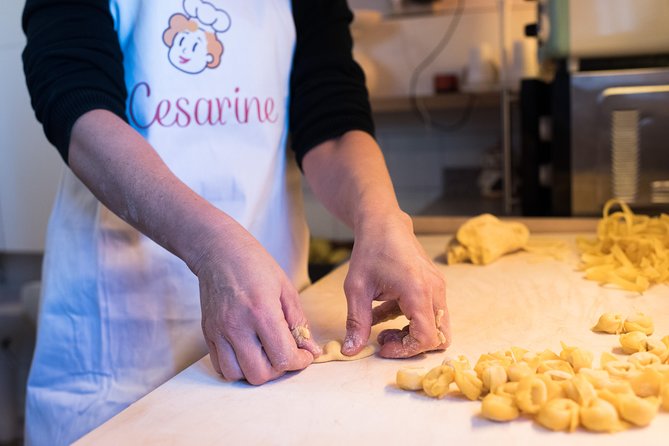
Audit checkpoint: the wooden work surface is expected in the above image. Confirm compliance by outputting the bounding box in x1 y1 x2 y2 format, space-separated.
76 228 669 446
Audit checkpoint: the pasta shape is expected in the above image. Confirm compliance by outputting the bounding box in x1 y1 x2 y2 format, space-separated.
536 398 580 432
395 367 428 391
394 310 668 434
480 393 519 422
577 199 669 292
591 313 624 334
623 312 654 335
421 365 455 398
579 398 626 433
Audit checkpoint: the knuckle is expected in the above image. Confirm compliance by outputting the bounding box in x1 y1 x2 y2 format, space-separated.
344 275 366 297
346 315 365 332
408 280 430 298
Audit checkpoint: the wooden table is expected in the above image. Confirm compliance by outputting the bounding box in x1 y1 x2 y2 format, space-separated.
76 225 669 446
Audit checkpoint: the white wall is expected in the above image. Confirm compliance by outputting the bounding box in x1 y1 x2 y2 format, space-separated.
0 1 64 253
349 0 537 97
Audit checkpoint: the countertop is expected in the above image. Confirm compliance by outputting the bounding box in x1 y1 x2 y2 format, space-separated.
76 229 669 446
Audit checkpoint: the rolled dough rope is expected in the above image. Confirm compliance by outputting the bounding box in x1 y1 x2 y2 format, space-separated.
313 340 376 363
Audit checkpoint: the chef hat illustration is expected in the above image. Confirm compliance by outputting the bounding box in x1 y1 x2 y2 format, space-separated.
183 0 231 34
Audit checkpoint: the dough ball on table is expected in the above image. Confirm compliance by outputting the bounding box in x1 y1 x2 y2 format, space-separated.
446 214 529 265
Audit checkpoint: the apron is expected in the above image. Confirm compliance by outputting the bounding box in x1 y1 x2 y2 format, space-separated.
25 1 309 444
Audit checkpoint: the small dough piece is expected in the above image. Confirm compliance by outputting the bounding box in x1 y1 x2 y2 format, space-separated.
481 364 508 393
619 331 648 354
396 367 428 391
628 368 663 398
623 312 654 335
562 375 596 406
454 369 483 401
592 313 624 334
559 342 593 372
661 384 669 412
313 340 375 363
536 398 580 432
480 393 519 422
515 375 548 414
446 214 530 265
616 394 659 426
422 365 455 398
580 398 627 433
506 362 535 382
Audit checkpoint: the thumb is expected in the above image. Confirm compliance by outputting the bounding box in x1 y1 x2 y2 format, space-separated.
280 284 322 358
342 278 372 356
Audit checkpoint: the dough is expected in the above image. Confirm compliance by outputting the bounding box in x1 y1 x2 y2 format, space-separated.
446 214 529 265
313 340 376 363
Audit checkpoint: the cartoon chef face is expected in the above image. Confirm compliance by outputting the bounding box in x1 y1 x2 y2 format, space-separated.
163 14 224 74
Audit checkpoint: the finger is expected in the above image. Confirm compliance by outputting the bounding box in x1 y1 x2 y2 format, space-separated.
279 285 322 358
378 324 425 358
207 339 223 375
255 318 313 373
377 326 409 345
379 287 441 358
230 331 284 385
208 338 244 381
342 276 373 356
372 300 403 325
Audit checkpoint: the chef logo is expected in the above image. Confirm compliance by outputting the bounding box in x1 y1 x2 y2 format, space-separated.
163 0 231 74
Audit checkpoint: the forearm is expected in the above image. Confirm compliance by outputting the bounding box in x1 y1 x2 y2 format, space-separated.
69 109 240 272
301 130 408 232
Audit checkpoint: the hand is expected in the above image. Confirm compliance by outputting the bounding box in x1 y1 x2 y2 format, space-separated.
342 212 451 358
192 225 321 385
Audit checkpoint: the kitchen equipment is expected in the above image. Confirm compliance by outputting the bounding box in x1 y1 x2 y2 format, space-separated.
536 0 669 61
571 68 669 215
520 0 669 216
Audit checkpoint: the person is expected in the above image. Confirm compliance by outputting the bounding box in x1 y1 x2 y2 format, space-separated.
21 0 451 444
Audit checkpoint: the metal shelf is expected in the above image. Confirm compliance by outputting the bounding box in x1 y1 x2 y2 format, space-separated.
370 92 500 114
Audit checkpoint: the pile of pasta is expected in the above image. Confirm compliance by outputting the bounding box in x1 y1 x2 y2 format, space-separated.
577 199 669 292
396 312 669 433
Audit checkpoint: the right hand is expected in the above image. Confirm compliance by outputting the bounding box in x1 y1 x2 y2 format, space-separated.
192 226 321 385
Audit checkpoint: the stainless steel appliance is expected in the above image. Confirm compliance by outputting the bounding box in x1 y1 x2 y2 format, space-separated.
571 68 669 215
520 0 669 216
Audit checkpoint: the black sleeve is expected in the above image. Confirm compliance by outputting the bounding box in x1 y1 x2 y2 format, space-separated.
290 0 375 168
22 0 128 164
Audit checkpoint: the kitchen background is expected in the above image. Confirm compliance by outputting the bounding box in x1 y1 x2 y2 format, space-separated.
0 0 545 443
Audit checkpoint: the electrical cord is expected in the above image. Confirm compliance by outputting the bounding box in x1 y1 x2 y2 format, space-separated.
409 0 474 131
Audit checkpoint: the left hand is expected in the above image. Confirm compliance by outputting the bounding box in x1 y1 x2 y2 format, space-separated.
341 211 451 358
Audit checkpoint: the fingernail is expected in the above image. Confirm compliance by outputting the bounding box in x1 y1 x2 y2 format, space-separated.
343 337 355 353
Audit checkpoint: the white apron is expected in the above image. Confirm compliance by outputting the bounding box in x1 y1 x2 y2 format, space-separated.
25 1 309 444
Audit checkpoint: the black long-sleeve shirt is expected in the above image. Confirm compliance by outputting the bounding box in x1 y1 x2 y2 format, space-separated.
21 0 375 167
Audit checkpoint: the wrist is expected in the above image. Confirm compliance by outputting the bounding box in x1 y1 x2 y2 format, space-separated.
353 206 413 237
175 208 244 276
